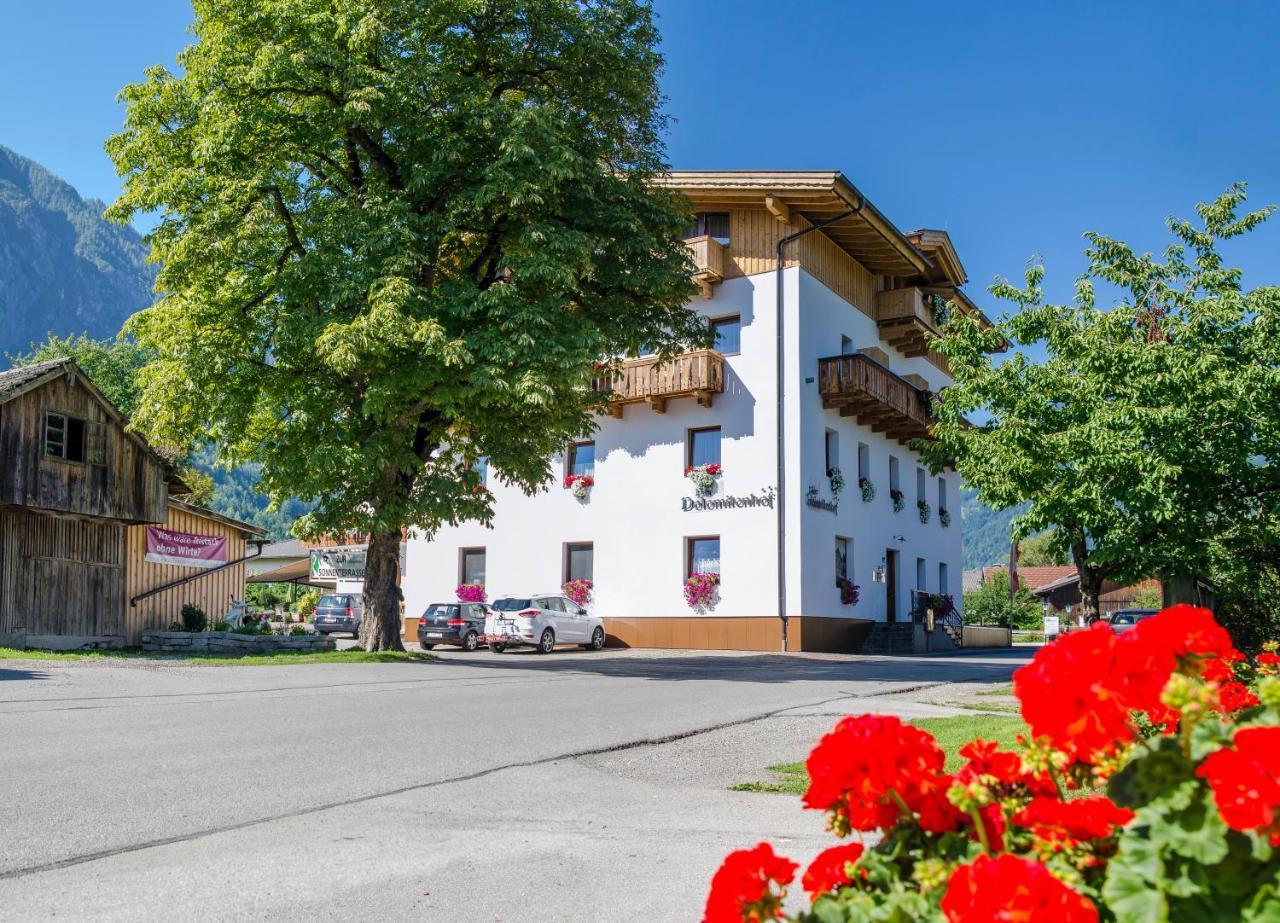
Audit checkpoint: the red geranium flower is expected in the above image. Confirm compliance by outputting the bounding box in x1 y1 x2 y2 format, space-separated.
1014 623 1136 764
1197 726 1280 845
1257 652 1280 674
940 854 1099 922
1012 795 1134 846
801 842 864 896
703 842 797 923
803 715 962 833
1217 680 1260 714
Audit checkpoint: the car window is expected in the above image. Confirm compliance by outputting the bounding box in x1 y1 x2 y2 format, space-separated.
1112 614 1135 625
494 598 532 611
426 604 460 618
559 597 584 615
540 597 564 612
318 595 346 608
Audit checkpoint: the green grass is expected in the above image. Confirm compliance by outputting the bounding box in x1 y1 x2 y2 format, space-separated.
976 685 1013 697
730 714 1029 795
0 647 435 666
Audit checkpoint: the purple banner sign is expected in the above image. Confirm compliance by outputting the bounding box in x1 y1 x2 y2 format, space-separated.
145 526 228 569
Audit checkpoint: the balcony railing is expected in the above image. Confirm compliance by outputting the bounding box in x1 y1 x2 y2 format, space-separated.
817 353 935 442
685 235 727 299
595 348 725 417
874 287 943 358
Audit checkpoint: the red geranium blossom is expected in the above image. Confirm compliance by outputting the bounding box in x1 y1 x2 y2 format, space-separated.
803 715 961 833
1012 795 1134 846
1257 652 1280 674
1217 681 1260 714
940 854 1099 922
1014 624 1136 763
1197 726 1280 845
801 843 865 896
703 842 797 923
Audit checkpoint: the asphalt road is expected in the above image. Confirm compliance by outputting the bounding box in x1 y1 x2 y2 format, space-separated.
0 645 1031 921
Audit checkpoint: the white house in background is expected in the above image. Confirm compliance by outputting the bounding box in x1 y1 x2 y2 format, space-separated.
402 171 995 652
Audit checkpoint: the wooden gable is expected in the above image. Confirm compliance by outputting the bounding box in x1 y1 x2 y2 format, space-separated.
0 362 169 524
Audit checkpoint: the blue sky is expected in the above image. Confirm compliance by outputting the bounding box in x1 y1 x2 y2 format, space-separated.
3 1 1279 314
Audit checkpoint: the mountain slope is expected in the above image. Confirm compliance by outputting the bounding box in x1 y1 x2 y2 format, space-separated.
961 487 1025 569
0 145 155 358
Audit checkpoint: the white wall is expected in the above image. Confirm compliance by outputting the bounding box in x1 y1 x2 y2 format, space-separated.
403 271 783 621
792 270 963 622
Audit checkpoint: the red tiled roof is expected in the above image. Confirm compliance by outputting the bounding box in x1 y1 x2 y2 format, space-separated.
982 565 1076 590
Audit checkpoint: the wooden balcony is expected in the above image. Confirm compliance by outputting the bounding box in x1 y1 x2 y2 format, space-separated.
686 235 727 299
875 287 943 358
818 354 936 443
596 349 725 417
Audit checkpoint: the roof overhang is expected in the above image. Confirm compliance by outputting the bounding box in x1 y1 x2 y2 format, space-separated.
656 171 933 277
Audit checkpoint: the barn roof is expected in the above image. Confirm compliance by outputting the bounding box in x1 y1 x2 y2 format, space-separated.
0 357 191 495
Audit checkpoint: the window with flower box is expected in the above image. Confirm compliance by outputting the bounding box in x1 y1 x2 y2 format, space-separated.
687 536 721 578
567 441 595 478
565 542 593 583
687 426 721 469
460 547 486 586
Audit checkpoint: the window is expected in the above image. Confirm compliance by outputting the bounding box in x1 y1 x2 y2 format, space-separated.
565 542 594 583
889 456 900 493
687 426 721 468
542 596 566 612
916 467 927 505
460 548 486 585
857 443 870 482
939 563 949 596
567 441 595 478
683 212 730 242
841 335 854 356
917 557 928 592
44 412 89 463
687 536 721 577
835 537 850 585
711 315 741 354
824 429 839 473
937 476 947 511
474 456 488 486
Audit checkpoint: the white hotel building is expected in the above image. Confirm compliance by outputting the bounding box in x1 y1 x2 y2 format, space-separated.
403 171 994 652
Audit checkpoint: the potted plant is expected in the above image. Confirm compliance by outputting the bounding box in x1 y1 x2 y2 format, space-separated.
563 578 593 607
456 583 486 603
827 467 845 500
837 577 860 606
917 499 931 523
564 473 594 501
890 488 905 513
939 507 951 527
686 463 722 497
684 571 720 609
859 477 875 503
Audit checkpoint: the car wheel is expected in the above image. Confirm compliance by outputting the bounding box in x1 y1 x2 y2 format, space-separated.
536 628 555 654
490 642 506 654
462 631 478 652
583 626 605 651
421 644 435 650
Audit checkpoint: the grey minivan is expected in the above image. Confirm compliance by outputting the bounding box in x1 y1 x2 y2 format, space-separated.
313 594 362 636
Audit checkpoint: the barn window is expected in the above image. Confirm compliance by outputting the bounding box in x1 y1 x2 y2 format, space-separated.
44 412 88 463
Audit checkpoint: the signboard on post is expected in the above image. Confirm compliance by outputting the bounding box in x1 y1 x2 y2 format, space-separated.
1043 615 1061 639
145 527 228 569
309 546 367 582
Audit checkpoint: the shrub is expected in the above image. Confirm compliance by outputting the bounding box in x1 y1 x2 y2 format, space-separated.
295 589 321 620
289 624 308 636
180 603 207 633
704 605 1280 922
211 619 230 632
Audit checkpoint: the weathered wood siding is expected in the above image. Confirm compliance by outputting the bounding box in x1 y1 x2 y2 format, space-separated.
125 506 251 645
0 374 167 524
0 507 126 637
717 207 878 318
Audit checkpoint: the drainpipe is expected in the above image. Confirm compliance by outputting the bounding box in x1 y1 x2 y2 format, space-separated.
774 197 864 652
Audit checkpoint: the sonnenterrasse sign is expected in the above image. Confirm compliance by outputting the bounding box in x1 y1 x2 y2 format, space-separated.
309 546 367 581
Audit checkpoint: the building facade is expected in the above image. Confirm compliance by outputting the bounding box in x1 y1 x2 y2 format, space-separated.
403 171 992 651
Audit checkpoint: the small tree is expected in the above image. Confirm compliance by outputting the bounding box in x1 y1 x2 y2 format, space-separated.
1016 529 1069 567
927 185 1280 621
962 570 1041 629
108 1 706 650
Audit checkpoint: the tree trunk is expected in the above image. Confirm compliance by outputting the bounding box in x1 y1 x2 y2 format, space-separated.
1077 568 1104 626
359 528 405 652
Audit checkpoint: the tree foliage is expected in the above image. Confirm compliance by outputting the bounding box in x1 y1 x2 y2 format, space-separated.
927 185 1280 621
962 570 1042 629
1017 529 1069 567
108 0 704 649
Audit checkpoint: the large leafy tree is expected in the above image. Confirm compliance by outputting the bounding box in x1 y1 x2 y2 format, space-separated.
108 0 704 649
926 185 1280 621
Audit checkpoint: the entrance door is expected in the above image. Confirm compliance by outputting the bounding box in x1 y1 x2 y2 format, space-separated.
885 550 899 623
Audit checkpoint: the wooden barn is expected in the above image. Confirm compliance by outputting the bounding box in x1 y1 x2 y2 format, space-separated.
0 358 262 648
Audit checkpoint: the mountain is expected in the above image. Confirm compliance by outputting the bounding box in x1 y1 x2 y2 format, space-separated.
0 145 155 359
961 487 1025 570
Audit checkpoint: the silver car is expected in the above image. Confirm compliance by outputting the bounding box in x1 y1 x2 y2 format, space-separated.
1108 608 1158 635
484 594 606 654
